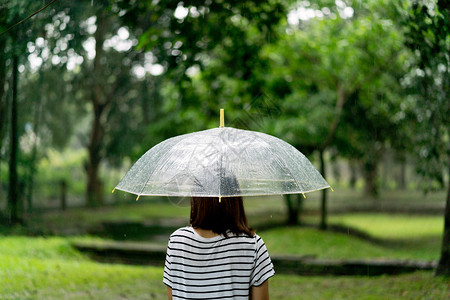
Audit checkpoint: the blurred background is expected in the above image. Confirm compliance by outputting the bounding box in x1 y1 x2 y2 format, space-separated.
0 0 448 299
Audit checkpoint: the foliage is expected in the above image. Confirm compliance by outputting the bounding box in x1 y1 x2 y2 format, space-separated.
115 0 287 154
0 0 447 243
398 0 449 191
4 0 163 206
262 0 411 198
397 0 449 276
34 148 87 201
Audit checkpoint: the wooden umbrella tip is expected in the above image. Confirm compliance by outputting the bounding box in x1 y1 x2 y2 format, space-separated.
220 108 224 127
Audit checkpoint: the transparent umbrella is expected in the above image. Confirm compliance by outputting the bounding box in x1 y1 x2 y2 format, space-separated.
114 110 331 200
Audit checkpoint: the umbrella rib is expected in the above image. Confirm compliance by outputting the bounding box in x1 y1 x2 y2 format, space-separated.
232 131 303 193
115 134 180 192
135 136 189 198
238 177 324 187
112 187 331 198
218 129 225 197
265 140 306 193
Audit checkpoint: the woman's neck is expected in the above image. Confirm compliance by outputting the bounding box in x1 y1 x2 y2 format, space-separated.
192 227 220 238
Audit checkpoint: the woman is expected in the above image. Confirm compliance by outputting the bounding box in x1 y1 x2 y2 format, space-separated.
163 196 275 299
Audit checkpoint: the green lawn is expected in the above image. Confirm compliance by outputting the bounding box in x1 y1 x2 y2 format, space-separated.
326 213 443 261
14 198 444 263
1 189 446 298
270 272 449 300
20 202 190 235
0 236 448 300
20 187 446 236
0 237 165 299
261 226 440 261
328 213 443 239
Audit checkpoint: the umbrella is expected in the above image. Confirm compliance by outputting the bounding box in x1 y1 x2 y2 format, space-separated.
113 109 331 200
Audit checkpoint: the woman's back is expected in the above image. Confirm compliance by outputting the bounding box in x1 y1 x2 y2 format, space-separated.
163 226 274 299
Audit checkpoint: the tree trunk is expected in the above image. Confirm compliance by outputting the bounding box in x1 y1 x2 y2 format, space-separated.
86 11 108 207
380 153 389 189
332 162 340 185
349 161 357 189
319 150 328 230
8 55 20 224
320 84 347 150
362 158 379 198
86 103 104 207
25 165 34 213
316 84 347 230
399 160 406 190
25 82 43 213
285 194 303 225
435 164 450 276
0 35 7 154
60 179 67 211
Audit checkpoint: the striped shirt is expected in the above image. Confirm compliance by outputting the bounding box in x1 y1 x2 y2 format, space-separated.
163 226 275 299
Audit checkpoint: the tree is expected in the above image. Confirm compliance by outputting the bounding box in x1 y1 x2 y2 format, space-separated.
399 0 449 276
44 0 150 206
263 0 408 226
1 0 123 211
118 0 286 154
8 54 19 223
0 0 58 222
0 8 8 153
13 0 169 208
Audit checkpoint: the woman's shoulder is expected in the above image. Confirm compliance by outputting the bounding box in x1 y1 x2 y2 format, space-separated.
169 226 195 239
230 232 262 244
251 233 268 247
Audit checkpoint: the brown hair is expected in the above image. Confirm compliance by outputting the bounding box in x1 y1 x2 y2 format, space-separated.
190 196 254 237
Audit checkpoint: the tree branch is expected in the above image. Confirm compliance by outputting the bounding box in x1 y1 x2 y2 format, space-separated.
320 82 347 151
0 0 59 36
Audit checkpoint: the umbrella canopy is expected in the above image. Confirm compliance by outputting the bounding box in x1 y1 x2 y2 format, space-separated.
114 126 330 199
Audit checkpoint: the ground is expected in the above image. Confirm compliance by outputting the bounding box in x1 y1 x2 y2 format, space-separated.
0 189 448 299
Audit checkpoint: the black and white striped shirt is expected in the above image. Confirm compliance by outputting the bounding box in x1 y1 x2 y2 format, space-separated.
163 226 275 299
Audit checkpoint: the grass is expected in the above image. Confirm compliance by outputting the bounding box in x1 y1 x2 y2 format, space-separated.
260 226 440 261
9 193 443 263
19 187 445 236
20 196 286 236
260 213 443 261
325 213 443 261
0 188 446 298
0 236 448 300
21 201 191 235
328 213 443 239
270 272 449 299
299 188 446 211
0 237 166 300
